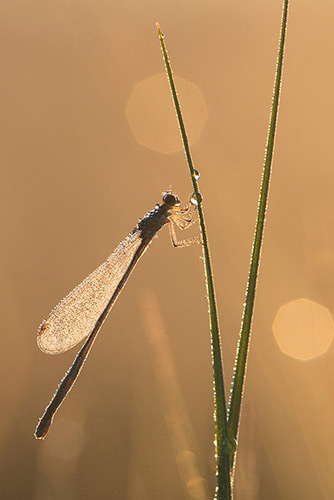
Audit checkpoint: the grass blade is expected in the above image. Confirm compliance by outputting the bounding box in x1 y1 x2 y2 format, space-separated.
157 23 231 499
227 0 290 474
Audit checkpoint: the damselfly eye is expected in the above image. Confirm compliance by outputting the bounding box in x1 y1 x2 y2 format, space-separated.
163 192 180 207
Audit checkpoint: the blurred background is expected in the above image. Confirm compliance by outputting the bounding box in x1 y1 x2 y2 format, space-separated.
2 0 334 498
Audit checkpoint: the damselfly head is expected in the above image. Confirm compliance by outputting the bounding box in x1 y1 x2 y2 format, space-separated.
162 191 180 207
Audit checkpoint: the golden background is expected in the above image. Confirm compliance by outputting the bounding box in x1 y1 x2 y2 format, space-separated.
2 1 334 498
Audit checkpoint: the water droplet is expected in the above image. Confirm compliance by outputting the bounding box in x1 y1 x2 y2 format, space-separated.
194 169 200 181
190 191 202 206
228 436 238 455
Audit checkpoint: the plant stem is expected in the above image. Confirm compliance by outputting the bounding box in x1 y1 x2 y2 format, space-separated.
157 23 231 499
228 0 289 475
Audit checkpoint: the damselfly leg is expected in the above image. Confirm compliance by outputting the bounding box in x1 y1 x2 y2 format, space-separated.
168 195 201 248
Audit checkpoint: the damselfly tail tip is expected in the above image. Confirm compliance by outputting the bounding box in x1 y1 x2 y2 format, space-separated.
35 416 52 440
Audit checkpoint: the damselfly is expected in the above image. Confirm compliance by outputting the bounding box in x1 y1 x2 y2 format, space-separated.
35 191 199 439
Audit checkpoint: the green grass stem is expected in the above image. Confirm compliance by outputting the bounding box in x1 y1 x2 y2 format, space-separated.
227 0 289 475
157 23 232 500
